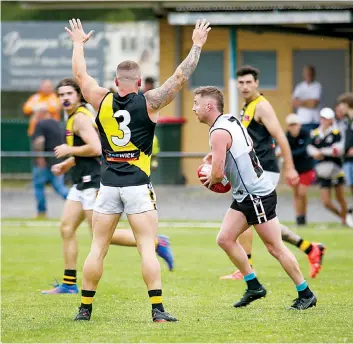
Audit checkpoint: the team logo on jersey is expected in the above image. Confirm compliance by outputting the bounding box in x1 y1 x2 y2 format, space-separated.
253 197 261 206
105 149 140 162
82 175 92 183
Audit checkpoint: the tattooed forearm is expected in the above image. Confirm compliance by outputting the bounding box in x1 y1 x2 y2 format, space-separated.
145 44 202 111
178 44 202 79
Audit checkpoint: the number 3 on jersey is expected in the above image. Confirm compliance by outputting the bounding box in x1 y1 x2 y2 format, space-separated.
112 110 131 147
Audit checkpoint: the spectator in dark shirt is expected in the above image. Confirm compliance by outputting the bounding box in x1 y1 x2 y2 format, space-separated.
31 104 68 218
138 76 155 95
285 114 316 226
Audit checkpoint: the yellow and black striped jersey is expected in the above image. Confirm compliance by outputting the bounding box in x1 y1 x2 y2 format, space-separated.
240 95 279 173
66 104 101 190
96 92 156 187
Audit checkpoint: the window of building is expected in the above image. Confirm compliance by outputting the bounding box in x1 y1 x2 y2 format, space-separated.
241 51 277 89
190 51 224 89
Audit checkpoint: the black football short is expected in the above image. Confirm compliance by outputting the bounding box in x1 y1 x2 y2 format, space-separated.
230 190 277 225
318 176 345 188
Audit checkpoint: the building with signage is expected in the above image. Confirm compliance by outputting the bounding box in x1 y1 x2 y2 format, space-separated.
19 0 353 184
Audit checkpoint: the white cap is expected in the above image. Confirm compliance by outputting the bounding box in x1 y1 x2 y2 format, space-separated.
286 113 300 126
320 107 335 120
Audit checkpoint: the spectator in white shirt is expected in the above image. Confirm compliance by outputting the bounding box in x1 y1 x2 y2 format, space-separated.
292 65 322 133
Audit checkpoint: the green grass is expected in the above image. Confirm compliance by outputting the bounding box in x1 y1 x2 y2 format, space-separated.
2 219 353 343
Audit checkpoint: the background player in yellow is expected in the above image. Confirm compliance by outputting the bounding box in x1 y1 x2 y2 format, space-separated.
151 135 160 171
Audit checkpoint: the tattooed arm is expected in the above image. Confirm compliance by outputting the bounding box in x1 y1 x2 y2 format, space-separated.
145 19 211 122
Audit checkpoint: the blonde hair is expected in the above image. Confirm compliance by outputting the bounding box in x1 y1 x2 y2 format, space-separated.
193 86 224 112
116 60 140 80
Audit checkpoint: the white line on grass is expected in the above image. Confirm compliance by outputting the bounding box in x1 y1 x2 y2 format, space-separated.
2 220 222 228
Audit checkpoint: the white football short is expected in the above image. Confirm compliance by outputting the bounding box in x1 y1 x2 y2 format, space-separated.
67 185 98 210
94 183 157 215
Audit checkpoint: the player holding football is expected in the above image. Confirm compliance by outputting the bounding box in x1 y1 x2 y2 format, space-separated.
205 66 325 280
194 86 317 310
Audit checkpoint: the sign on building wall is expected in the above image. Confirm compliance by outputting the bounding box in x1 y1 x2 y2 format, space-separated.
103 22 160 89
1 22 106 91
1 21 159 91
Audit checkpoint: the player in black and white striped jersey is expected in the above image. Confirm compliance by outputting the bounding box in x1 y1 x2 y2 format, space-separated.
193 86 317 310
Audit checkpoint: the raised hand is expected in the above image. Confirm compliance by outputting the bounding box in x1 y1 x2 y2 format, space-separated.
65 18 94 44
192 19 211 48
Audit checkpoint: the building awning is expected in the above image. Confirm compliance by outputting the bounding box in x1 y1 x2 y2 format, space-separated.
168 10 352 25
19 0 353 39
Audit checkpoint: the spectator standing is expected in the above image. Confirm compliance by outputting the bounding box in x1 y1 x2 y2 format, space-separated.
285 114 316 226
31 104 68 218
23 79 62 136
292 65 322 132
337 93 353 226
307 108 348 226
139 76 155 95
334 102 349 141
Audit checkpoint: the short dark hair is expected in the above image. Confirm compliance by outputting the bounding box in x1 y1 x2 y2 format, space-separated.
144 77 155 84
338 92 353 109
193 86 224 112
236 65 260 81
56 78 85 103
304 65 316 79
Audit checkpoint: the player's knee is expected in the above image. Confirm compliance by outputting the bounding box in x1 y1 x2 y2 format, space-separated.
60 221 75 239
321 199 331 209
90 242 110 260
298 188 307 199
335 191 346 203
216 232 231 250
265 243 282 259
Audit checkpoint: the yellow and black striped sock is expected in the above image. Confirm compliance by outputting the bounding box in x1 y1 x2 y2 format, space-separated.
296 239 313 255
80 290 96 312
63 269 77 286
148 289 164 312
247 254 253 267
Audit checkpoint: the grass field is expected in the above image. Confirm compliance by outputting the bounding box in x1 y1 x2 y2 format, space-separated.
2 219 353 343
